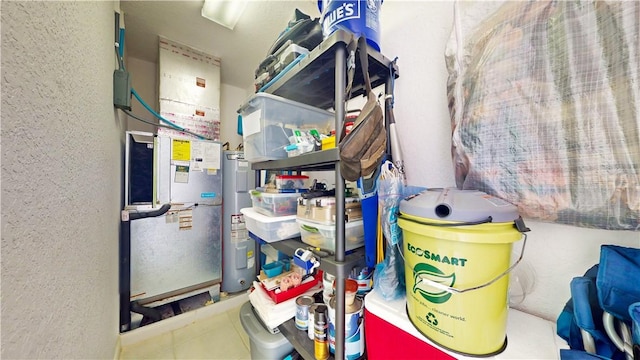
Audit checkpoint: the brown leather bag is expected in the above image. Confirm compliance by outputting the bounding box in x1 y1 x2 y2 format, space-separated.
339 37 387 182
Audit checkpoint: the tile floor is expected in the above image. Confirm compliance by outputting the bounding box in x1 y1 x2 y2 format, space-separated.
119 299 251 359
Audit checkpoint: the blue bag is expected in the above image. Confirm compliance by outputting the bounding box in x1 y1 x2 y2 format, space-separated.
559 349 611 360
557 245 640 360
557 266 625 359
596 245 640 323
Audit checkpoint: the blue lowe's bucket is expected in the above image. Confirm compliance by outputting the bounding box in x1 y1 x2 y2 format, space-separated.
318 0 382 51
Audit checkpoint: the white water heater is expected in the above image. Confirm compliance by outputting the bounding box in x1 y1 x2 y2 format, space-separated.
221 151 256 293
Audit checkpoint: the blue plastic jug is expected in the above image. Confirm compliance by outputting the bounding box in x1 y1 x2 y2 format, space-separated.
318 0 382 51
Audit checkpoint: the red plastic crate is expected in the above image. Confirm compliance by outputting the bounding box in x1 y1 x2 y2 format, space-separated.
262 270 322 304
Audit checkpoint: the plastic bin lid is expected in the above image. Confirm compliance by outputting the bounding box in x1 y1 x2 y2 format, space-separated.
239 302 290 347
399 188 519 223
296 216 363 229
238 92 332 117
241 207 296 223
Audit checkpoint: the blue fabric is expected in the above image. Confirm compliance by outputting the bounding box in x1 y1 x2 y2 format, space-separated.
557 265 626 360
571 276 601 334
596 245 640 323
630 302 640 346
560 349 611 360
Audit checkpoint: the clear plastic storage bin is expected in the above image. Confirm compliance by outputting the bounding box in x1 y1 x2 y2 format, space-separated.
239 301 293 359
275 175 309 191
250 189 300 217
297 218 365 252
239 93 334 163
275 44 309 74
241 207 299 243
297 196 362 224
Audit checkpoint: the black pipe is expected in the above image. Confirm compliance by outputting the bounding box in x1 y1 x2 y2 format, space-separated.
129 203 171 220
130 300 162 322
119 204 172 332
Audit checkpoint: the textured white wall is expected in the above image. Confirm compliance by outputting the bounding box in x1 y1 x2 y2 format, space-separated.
381 0 457 189
512 221 639 321
381 0 639 322
127 57 158 134
220 83 248 149
1 1 122 358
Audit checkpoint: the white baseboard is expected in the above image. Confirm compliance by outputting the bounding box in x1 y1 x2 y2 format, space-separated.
119 291 249 347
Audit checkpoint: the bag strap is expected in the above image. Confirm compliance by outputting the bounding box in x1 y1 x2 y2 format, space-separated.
345 38 358 101
345 36 373 99
357 36 373 98
342 36 374 138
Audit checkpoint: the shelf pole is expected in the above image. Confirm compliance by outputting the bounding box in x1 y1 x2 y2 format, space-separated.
385 69 393 159
334 41 347 360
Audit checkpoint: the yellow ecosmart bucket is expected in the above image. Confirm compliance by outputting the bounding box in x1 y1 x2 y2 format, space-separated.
398 188 529 356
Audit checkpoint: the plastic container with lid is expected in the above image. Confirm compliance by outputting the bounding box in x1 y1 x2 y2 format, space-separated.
297 196 362 224
398 188 529 356
250 189 300 217
241 207 299 242
239 301 293 360
274 175 309 191
239 93 334 162
297 218 365 252
274 44 310 76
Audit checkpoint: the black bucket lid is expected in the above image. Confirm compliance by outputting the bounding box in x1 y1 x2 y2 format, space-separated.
399 188 519 223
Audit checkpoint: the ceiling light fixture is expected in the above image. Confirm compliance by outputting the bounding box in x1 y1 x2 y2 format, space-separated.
201 0 248 30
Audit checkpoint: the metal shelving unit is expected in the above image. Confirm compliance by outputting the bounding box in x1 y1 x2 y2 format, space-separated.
250 148 340 171
250 29 398 360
